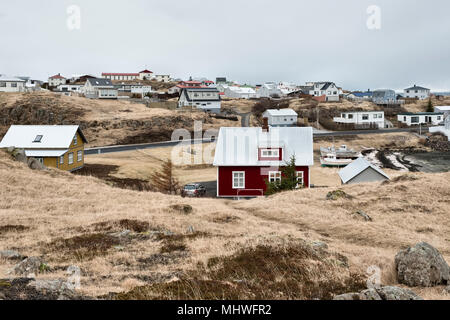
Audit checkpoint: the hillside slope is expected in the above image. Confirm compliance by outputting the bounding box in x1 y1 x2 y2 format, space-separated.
0 92 239 147
0 151 449 299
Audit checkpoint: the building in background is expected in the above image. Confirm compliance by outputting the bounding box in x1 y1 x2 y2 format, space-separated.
372 89 398 105
177 87 221 113
333 111 386 129
258 82 282 98
48 74 67 87
403 85 430 100
0 75 26 92
102 69 153 81
83 78 118 99
310 82 340 102
397 112 444 126
262 109 298 127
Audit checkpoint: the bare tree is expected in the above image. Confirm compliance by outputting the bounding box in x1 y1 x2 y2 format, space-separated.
150 159 181 194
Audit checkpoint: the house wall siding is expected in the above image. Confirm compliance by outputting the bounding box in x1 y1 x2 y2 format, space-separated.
218 165 310 197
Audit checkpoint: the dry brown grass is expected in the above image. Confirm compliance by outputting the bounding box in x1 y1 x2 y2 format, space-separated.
0 147 449 299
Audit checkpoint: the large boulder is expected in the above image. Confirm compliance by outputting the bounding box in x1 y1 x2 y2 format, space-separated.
0 250 24 261
395 242 450 287
334 286 422 300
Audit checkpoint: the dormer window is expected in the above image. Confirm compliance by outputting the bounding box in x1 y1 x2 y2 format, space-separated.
33 135 43 143
259 148 282 161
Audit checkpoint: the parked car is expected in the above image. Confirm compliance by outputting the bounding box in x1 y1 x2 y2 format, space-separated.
181 183 207 197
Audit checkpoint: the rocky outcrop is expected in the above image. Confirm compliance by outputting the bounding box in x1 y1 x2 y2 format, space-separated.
0 250 24 261
4 148 45 170
334 286 422 300
395 242 450 287
12 257 49 277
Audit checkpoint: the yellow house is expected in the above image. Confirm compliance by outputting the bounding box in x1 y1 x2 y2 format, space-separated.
0 125 88 172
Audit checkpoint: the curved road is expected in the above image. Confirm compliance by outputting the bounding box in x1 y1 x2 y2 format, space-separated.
85 127 428 155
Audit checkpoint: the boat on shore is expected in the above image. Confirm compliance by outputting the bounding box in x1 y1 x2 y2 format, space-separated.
320 145 359 159
320 153 355 167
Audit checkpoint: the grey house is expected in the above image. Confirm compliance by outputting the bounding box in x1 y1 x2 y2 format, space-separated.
372 89 397 105
339 158 390 185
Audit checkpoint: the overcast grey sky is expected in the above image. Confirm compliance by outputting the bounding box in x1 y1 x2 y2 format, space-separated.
1 0 449 91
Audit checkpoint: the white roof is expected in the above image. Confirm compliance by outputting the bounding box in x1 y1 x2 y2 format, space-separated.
25 149 68 157
338 157 389 184
0 75 26 82
213 127 314 166
435 106 450 111
0 125 83 149
228 86 256 94
264 109 298 117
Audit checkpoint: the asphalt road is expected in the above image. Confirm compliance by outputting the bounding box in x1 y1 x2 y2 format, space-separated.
85 127 428 155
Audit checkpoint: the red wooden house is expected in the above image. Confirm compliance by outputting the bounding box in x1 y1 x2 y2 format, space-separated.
213 123 314 197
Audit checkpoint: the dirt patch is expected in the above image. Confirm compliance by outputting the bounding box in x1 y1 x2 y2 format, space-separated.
112 242 366 300
44 233 121 262
137 252 187 268
0 225 30 235
90 219 151 233
156 232 209 254
212 215 241 224
74 164 153 192
169 204 193 215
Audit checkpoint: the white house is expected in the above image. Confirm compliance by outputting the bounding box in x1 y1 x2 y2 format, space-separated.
339 158 389 185
83 78 118 99
404 85 430 100
224 86 258 99
152 75 171 82
178 87 221 113
333 111 386 129
434 106 450 118
262 109 298 127
48 74 67 87
0 75 26 92
311 82 340 101
397 112 444 126
57 84 83 94
430 116 450 141
258 82 283 98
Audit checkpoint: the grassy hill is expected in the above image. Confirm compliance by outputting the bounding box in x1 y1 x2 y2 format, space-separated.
0 150 448 299
0 92 240 147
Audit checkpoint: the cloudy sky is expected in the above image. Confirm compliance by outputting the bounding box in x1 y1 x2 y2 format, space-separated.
1 0 449 91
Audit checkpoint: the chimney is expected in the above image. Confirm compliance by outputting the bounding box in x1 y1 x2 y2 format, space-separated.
262 117 269 132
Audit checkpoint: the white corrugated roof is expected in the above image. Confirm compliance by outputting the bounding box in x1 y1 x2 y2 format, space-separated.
213 127 314 166
0 75 26 82
338 157 389 184
264 109 298 116
435 106 450 111
25 149 68 157
0 125 82 149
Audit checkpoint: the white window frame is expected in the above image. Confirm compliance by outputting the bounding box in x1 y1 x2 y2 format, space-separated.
68 152 74 165
73 135 78 146
269 171 282 183
59 156 64 164
261 149 279 158
77 150 83 162
296 171 304 188
232 171 245 189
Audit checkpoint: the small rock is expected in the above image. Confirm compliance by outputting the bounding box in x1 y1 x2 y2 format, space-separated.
0 250 24 260
110 230 131 238
312 241 328 250
395 242 450 287
376 286 422 300
12 257 48 277
443 286 450 294
334 286 422 300
28 279 72 294
353 210 372 222
326 189 352 201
